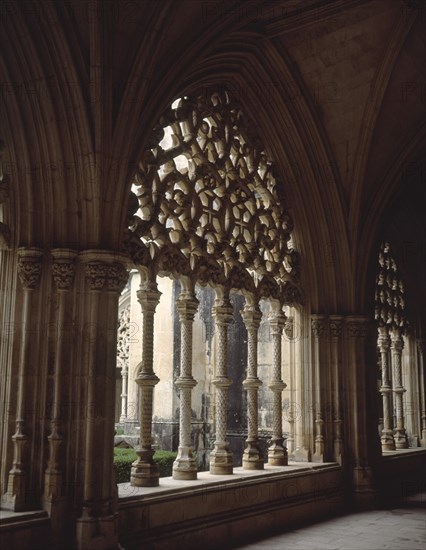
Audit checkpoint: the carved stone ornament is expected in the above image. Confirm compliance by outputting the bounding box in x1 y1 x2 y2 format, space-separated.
80 250 129 293
311 317 327 339
128 88 302 304
51 249 77 291
17 247 43 289
117 305 130 369
374 241 407 333
346 318 369 338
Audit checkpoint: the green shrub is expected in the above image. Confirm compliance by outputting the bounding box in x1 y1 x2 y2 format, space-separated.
113 448 177 483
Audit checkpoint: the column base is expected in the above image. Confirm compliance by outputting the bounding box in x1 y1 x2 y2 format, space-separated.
380 430 396 451
210 448 233 475
395 430 408 449
289 447 311 462
243 442 264 470
75 513 121 550
333 440 343 465
313 439 324 462
1 471 26 511
130 454 159 487
268 442 288 466
173 450 197 480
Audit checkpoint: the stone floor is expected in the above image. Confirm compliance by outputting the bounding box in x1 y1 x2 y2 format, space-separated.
232 493 426 550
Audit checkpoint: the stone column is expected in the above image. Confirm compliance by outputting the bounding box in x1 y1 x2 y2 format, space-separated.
210 291 234 475
268 304 287 466
377 326 395 451
390 327 408 449
330 316 344 463
2 247 42 511
131 279 161 487
418 340 426 447
43 250 77 524
76 251 129 549
284 317 295 455
241 301 263 470
173 285 199 480
311 315 326 461
345 316 376 505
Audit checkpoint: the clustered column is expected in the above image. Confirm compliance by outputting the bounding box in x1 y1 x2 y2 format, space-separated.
241 301 263 470
131 280 161 487
210 292 234 475
329 316 343 463
311 316 326 461
268 305 288 466
2 247 43 511
173 286 199 480
378 326 395 451
43 250 77 518
390 328 408 449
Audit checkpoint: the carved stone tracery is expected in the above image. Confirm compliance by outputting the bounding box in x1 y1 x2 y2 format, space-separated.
128 89 301 303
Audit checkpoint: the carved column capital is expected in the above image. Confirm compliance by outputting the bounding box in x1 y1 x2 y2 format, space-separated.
241 304 262 330
377 325 391 351
346 316 370 338
176 294 199 322
80 250 129 293
17 247 43 289
212 300 233 325
311 315 328 339
390 327 404 351
329 316 343 339
51 249 77 291
137 288 162 314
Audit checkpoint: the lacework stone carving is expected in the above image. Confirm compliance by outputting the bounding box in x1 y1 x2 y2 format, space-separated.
128 89 302 303
374 242 407 332
118 305 130 422
117 306 130 370
374 242 408 450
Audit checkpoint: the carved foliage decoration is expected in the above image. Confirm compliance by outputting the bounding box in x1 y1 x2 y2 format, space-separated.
117 305 130 370
374 242 407 332
128 89 301 304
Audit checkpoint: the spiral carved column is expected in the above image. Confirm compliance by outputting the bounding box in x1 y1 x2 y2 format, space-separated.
2 248 43 512
241 302 263 470
391 328 408 449
210 294 234 475
268 307 288 466
378 326 395 451
131 283 161 486
173 289 199 480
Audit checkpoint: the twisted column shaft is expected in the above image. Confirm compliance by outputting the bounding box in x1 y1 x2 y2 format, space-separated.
173 292 198 480
268 308 287 466
242 304 263 470
210 297 234 475
378 326 395 451
391 328 408 449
